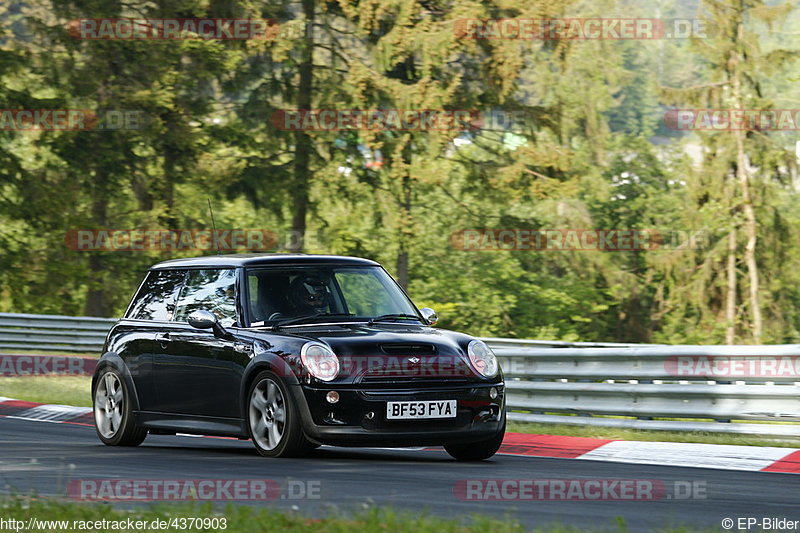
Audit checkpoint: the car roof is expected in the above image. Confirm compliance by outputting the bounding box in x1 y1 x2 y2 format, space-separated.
150 253 380 270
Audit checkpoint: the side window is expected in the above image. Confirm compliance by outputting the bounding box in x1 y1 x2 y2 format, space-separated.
248 274 259 311
174 269 237 327
248 274 262 322
127 270 185 321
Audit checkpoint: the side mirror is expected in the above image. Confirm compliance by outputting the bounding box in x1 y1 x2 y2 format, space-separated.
188 310 232 339
419 307 438 326
188 310 217 329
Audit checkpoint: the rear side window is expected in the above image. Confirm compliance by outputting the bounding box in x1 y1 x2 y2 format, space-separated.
174 269 237 326
127 270 185 321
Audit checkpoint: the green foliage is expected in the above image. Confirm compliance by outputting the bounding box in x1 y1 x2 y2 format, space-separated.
0 0 799 344
0 495 714 533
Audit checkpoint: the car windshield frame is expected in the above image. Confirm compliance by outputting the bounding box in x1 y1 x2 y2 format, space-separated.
243 264 422 327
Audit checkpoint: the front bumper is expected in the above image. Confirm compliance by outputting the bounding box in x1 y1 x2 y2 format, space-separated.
292 382 505 447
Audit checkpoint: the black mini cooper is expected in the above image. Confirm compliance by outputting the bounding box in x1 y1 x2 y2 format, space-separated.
92 254 505 460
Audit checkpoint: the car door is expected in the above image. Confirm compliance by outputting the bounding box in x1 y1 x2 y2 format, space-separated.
122 269 185 412
153 268 250 419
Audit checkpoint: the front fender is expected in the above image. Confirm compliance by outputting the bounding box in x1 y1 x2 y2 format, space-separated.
240 350 300 400
239 350 320 440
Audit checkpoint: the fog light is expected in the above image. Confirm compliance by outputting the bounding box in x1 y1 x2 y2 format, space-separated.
489 387 498 400
326 391 340 404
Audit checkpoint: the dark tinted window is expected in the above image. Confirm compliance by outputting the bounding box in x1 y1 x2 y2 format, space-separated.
127 270 185 321
174 269 237 326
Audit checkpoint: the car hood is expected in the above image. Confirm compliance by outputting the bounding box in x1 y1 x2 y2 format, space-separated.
289 323 469 354
276 323 481 382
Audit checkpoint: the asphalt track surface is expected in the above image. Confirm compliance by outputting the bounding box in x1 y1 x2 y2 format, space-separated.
1 417 798 532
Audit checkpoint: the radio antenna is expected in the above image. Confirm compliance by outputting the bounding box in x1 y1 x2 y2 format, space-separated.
208 198 221 256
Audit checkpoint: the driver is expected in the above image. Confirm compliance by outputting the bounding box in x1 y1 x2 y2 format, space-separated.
288 275 330 316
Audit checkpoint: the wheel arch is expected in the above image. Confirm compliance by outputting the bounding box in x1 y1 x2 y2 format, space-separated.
92 352 141 412
240 354 301 415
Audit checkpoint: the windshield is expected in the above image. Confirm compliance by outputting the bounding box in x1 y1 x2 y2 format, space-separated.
246 265 420 326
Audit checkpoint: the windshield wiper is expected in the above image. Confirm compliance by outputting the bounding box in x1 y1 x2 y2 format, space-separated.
271 313 355 330
367 313 422 325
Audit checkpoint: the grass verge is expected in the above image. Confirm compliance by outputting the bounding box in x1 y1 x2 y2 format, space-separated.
0 376 92 407
507 421 800 448
0 350 99 357
0 495 716 532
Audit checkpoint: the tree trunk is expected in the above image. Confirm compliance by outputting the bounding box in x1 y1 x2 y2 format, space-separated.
725 228 737 344
287 0 315 253
396 247 409 290
737 134 761 343
732 17 762 343
395 169 412 290
84 186 110 317
162 151 177 230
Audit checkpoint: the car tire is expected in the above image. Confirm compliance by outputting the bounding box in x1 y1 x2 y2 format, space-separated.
444 411 506 461
247 371 314 458
93 367 147 447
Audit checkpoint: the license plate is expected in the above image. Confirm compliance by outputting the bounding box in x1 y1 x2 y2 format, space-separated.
386 400 457 420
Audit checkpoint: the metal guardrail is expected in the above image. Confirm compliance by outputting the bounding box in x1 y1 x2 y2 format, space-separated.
0 312 114 353
481 337 660 349
486 341 800 437
0 312 798 437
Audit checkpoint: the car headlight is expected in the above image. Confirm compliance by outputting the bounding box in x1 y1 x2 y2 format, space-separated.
467 339 499 378
300 342 340 382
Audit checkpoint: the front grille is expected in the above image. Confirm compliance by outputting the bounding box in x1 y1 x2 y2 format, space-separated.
357 375 474 388
357 357 473 387
350 345 475 388
359 385 486 401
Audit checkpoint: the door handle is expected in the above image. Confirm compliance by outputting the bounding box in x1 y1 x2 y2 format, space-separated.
155 333 170 347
